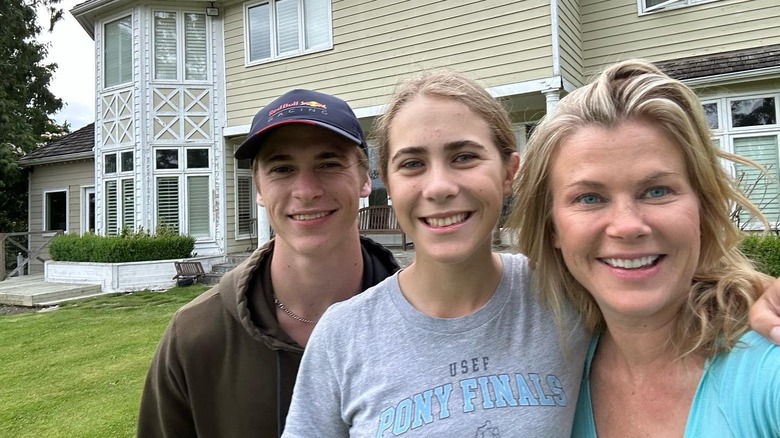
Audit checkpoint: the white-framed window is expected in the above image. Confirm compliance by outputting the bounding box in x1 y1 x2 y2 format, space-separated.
235 159 257 238
43 189 68 232
153 10 208 81
245 0 332 64
707 93 780 229
81 186 96 235
639 0 721 14
154 147 213 238
104 15 132 88
103 150 136 235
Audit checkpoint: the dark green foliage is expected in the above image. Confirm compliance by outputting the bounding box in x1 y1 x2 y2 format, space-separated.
49 229 196 263
740 234 780 277
0 0 67 234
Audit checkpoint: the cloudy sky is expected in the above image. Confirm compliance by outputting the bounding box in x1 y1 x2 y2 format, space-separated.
37 0 95 131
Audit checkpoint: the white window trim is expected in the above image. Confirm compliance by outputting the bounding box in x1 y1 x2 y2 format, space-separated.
726 93 779 132
235 161 257 240
244 0 334 66
102 13 134 91
704 90 780 232
81 186 96 235
42 188 69 235
153 146 215 240
729 132 780 231
638 0 722 15
151 9 211 84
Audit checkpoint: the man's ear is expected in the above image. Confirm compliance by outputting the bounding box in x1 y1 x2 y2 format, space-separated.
256 190 265 208
503 153 520 196
360 172 372 198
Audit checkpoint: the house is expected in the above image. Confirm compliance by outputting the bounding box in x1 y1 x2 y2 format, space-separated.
19 0 780 271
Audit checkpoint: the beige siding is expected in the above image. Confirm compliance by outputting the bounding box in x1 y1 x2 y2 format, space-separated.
557 0 584 87
581 0 780 75
27 159 95 271
223 0 556 128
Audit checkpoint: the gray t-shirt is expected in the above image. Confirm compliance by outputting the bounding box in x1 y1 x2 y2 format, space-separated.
283 253 588 437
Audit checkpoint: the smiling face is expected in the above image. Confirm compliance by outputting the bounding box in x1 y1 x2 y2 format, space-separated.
550 119 701 326
254 124 370 255
385 94 518 265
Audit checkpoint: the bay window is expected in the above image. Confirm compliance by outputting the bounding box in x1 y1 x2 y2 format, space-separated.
153 10 208 81
104 15 132 87
103 150 135 235
154 147 212 238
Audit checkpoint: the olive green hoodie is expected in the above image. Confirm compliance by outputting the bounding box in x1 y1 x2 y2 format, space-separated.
137 237 399 438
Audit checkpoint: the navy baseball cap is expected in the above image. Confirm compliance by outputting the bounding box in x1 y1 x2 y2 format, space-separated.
234 89 368 160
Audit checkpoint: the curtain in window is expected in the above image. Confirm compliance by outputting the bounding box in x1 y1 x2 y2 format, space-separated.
304 0 329 50
154 11 178 80
185 13 208 81
157 177 180 233
275 0 300 55
248 4 271 61
105 180 118 235
237 177 253 235
105 16 132 87
122 179 135 231
187 176 210 238
733 136 780 225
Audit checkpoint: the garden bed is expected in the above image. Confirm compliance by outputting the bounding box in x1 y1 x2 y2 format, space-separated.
45 255 224 293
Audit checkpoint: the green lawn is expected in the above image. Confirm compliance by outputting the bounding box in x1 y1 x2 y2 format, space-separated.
0 286 209 438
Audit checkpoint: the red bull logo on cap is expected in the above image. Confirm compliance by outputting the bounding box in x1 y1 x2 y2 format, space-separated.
268 100 328 117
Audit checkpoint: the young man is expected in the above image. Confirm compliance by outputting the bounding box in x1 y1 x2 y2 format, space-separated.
137 90 400 438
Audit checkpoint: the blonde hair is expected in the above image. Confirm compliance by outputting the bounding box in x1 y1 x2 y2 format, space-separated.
371 69 517 183
506 59 771 358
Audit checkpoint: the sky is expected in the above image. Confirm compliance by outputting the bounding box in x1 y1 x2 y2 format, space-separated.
37 0 95 131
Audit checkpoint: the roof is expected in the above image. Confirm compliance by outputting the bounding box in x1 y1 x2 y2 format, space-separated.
18 123 94 167
656 44 780 81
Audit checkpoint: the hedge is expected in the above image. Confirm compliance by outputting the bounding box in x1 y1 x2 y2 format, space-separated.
740 234 780 277
49 229 195 263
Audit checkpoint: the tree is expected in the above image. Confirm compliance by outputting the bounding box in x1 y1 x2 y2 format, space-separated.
0 0 68 233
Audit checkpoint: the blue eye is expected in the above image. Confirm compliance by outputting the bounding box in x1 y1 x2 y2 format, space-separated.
454 153 477 163
400 160 423 169
576 194 601 205
645 187 669 198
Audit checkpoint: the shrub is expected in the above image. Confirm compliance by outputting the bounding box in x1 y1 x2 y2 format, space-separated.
49 229 195 263
740 234 780 277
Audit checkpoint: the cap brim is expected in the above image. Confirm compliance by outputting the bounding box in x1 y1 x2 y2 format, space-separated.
234 119 365 160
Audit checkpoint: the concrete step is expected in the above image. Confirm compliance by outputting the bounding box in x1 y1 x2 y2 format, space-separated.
0 275 103 307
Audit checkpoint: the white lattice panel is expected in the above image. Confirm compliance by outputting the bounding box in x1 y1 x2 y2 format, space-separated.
152 86 212 141
101 90 134 146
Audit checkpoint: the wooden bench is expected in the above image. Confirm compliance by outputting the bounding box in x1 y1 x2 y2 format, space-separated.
172 261 206 283
357 205 409 250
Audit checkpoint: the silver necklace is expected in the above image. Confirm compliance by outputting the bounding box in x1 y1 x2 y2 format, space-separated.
274 295 318 324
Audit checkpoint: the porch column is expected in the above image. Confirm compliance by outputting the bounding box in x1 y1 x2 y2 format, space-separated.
543 89 561 114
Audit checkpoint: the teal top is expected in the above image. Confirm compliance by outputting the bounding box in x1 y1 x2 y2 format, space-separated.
572 330 780 437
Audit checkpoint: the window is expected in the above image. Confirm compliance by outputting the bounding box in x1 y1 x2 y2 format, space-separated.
640 0 721 14
82 187 96 234
153 10 207 81
44 191 67 232
246 0 332 63
154 147 212 238
236 159 256 237
706 93 780 229
104 16 132 87
103 150 135 235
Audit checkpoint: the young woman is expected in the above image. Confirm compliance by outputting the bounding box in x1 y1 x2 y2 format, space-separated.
508 59 780 436
282 71 590 436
